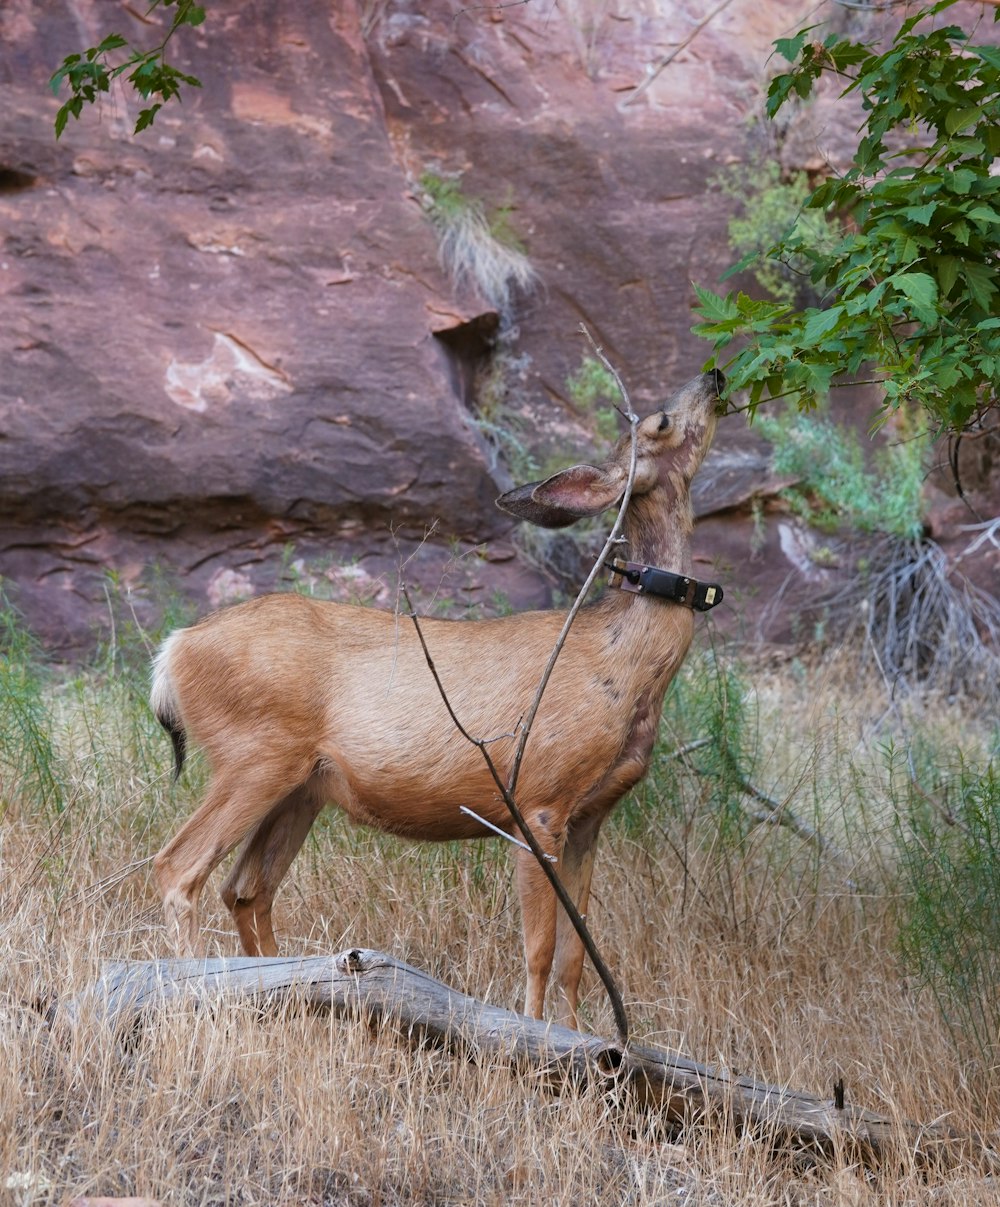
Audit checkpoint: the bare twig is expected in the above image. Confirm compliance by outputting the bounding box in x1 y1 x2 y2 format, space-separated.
668 737 854 872
658 737 712 764
458 806 558 859
739 780 850 866
402 587 631 1045
618 0 738 110
401 327 639 1045
955 515 1000 564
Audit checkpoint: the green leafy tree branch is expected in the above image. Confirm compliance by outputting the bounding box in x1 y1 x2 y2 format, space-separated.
50 0 205 138
693 0 1000 435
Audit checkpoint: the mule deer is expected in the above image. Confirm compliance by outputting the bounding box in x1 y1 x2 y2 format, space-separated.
150 369 724 1027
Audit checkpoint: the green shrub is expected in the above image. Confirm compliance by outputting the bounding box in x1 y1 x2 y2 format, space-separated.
0 586 64 820
713 153 838 307
565 355 620 448
694 6 1000 432
895 758 1000 1072
755 407 926 540
619 649 760 848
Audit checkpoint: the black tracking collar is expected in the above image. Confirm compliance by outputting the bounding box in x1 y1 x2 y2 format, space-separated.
608 558 723 612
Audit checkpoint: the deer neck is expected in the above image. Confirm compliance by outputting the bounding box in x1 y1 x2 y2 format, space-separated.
618 484 694 577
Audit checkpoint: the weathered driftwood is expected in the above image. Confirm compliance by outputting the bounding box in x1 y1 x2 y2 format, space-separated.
60 949 988 1169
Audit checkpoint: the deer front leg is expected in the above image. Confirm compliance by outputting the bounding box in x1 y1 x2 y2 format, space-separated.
551 814 604 1031
514 807 568 1019
515 847 558 1019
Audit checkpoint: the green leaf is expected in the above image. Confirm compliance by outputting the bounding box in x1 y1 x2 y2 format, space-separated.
134 103 163 133
720 248 763 282
932 255 961 298
95 33 128 54
901 201 938 226
801 305 845 345
950 168 978 195
890 270 939 323
773 30 811 63
973 45 1000 71
892 271 940 321
765 73 796 117
54 103 70 139
963 262 998 312
945 105 983 135
691 285 739 324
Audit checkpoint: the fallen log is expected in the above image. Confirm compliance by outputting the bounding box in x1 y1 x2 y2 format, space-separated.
59 948 992 1170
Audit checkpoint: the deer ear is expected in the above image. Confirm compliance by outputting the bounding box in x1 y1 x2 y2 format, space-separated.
496 463 624 529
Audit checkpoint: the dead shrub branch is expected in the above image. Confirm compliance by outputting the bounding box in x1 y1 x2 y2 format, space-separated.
402 327 638 1046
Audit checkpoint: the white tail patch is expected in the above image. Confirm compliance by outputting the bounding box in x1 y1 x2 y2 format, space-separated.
150 631 183 724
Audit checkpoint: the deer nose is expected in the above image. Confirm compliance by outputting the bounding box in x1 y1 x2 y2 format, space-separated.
710 367 726 393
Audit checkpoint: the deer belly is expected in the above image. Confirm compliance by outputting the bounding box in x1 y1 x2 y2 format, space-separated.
317 757 518 842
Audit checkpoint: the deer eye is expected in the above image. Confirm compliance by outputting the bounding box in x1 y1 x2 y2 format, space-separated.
657 412 671 431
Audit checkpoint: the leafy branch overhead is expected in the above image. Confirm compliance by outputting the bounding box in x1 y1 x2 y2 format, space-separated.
49 0 205 138
693 0 1000 434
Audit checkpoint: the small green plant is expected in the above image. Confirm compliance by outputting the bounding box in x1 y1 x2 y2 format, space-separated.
621 649 759 847
895 758 1000 1072
419 172 536 321
0 587 64 820
565 355 621 447
99 567 195 680
713 153 838 307
467 349 541 481
755 408 927 540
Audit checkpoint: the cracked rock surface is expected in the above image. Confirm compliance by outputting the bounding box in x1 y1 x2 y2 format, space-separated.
3 0 945 650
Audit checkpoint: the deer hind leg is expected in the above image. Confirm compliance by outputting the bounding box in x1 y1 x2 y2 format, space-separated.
220 779 325 956
153 760 308 958
551 813 604 1031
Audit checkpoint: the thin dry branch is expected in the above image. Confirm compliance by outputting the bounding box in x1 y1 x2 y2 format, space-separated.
58 951 999 1173
403 589 631 1046
618 0 738 110
402 327 640 1047
738 775 848 864
667 738 856 879
504 327 639 800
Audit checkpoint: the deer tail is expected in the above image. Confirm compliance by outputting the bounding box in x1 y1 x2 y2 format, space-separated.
150 633 187 782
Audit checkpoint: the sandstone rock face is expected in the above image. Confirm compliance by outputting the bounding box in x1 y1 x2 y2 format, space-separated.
3 0 986 651
2 1 519 645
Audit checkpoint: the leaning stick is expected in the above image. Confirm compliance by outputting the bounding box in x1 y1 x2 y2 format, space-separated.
404 589 632 1047
404 328 639 1045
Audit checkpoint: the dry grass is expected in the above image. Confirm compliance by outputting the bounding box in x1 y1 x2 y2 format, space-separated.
1 645 1000 1205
